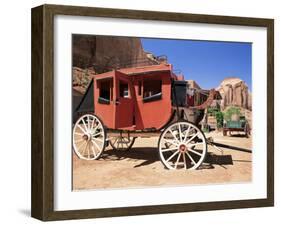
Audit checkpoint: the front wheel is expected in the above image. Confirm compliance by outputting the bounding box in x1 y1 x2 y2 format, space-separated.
72 113 106 160
158 121 207 170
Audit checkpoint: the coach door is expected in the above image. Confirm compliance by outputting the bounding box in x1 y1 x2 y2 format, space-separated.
114 71 134 129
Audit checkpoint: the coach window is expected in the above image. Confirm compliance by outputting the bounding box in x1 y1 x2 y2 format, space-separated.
98 79 112 104
119 81 129 98
143 80 162 98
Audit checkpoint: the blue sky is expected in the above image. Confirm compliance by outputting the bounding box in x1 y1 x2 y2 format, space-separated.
141 38 252 90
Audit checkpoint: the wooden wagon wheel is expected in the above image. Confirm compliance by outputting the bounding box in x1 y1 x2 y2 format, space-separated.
244 123 251 138
73 113 106 160
109 133 136 151
158 121 207 170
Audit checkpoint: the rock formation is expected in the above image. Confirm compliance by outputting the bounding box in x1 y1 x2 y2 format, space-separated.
216 77 251 110
72 35 157 73
186 80 201 90
72 67 96 93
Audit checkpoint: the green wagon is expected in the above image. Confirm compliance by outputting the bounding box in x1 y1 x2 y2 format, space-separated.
223 116 250 137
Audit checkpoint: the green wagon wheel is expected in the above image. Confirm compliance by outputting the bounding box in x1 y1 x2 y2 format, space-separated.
244 123 251 138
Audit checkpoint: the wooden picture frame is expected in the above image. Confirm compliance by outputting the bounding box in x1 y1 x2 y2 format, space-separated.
31 4 274 221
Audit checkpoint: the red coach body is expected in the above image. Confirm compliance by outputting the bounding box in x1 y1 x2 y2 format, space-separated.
93 64 173 130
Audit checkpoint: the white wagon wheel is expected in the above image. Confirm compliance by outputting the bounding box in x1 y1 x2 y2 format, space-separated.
73 113 106 160
109 133 136 151
158 121 207 170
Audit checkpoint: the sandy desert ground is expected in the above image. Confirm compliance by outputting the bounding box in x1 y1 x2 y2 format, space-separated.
72 131 252 190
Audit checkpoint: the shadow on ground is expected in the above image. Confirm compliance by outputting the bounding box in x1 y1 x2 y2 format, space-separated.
226 134 249 138
205 152 233 165
101 147 159 168
101 148 237 169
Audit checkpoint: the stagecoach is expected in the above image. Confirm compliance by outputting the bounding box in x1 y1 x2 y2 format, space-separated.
73 64 219 170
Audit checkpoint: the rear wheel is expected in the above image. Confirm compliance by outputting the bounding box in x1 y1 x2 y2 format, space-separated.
158 121 207 170
244 123 251 138
109 133 136 151
73 113 106 160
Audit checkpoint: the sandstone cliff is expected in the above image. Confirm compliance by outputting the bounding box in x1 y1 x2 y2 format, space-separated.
186 80 201 90
72 35 157 73
216 77 251 110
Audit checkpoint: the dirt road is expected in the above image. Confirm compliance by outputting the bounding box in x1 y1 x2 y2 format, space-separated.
73 131 252 190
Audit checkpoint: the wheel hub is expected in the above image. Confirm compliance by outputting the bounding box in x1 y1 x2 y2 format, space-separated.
83 134 91 141
179 144 187 153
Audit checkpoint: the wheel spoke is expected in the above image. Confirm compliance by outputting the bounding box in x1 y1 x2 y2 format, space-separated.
90 142 96 157
188 148 203 156
168 129 180 144
77 124 87 134
163 138 179 146
90 117 96 130
161 147 178 152
92 131 102 137
74 132 84 136
186 152 196 165
92 137 104 143
91 140 101 152
166 150 180 162
188 142 204 147
74 138 84 143
81 118 88 132
87 141 90 158
185 132 199 144
182 152 187 169
183 125 191 143
81 142 89 156
76 140 86 152
174 152 182 169
91 124 98 134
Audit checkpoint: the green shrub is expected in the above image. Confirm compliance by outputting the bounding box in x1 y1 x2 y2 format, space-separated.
215 111 224 128
202 127 209 133
224 107 241 121
207 107 219 116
